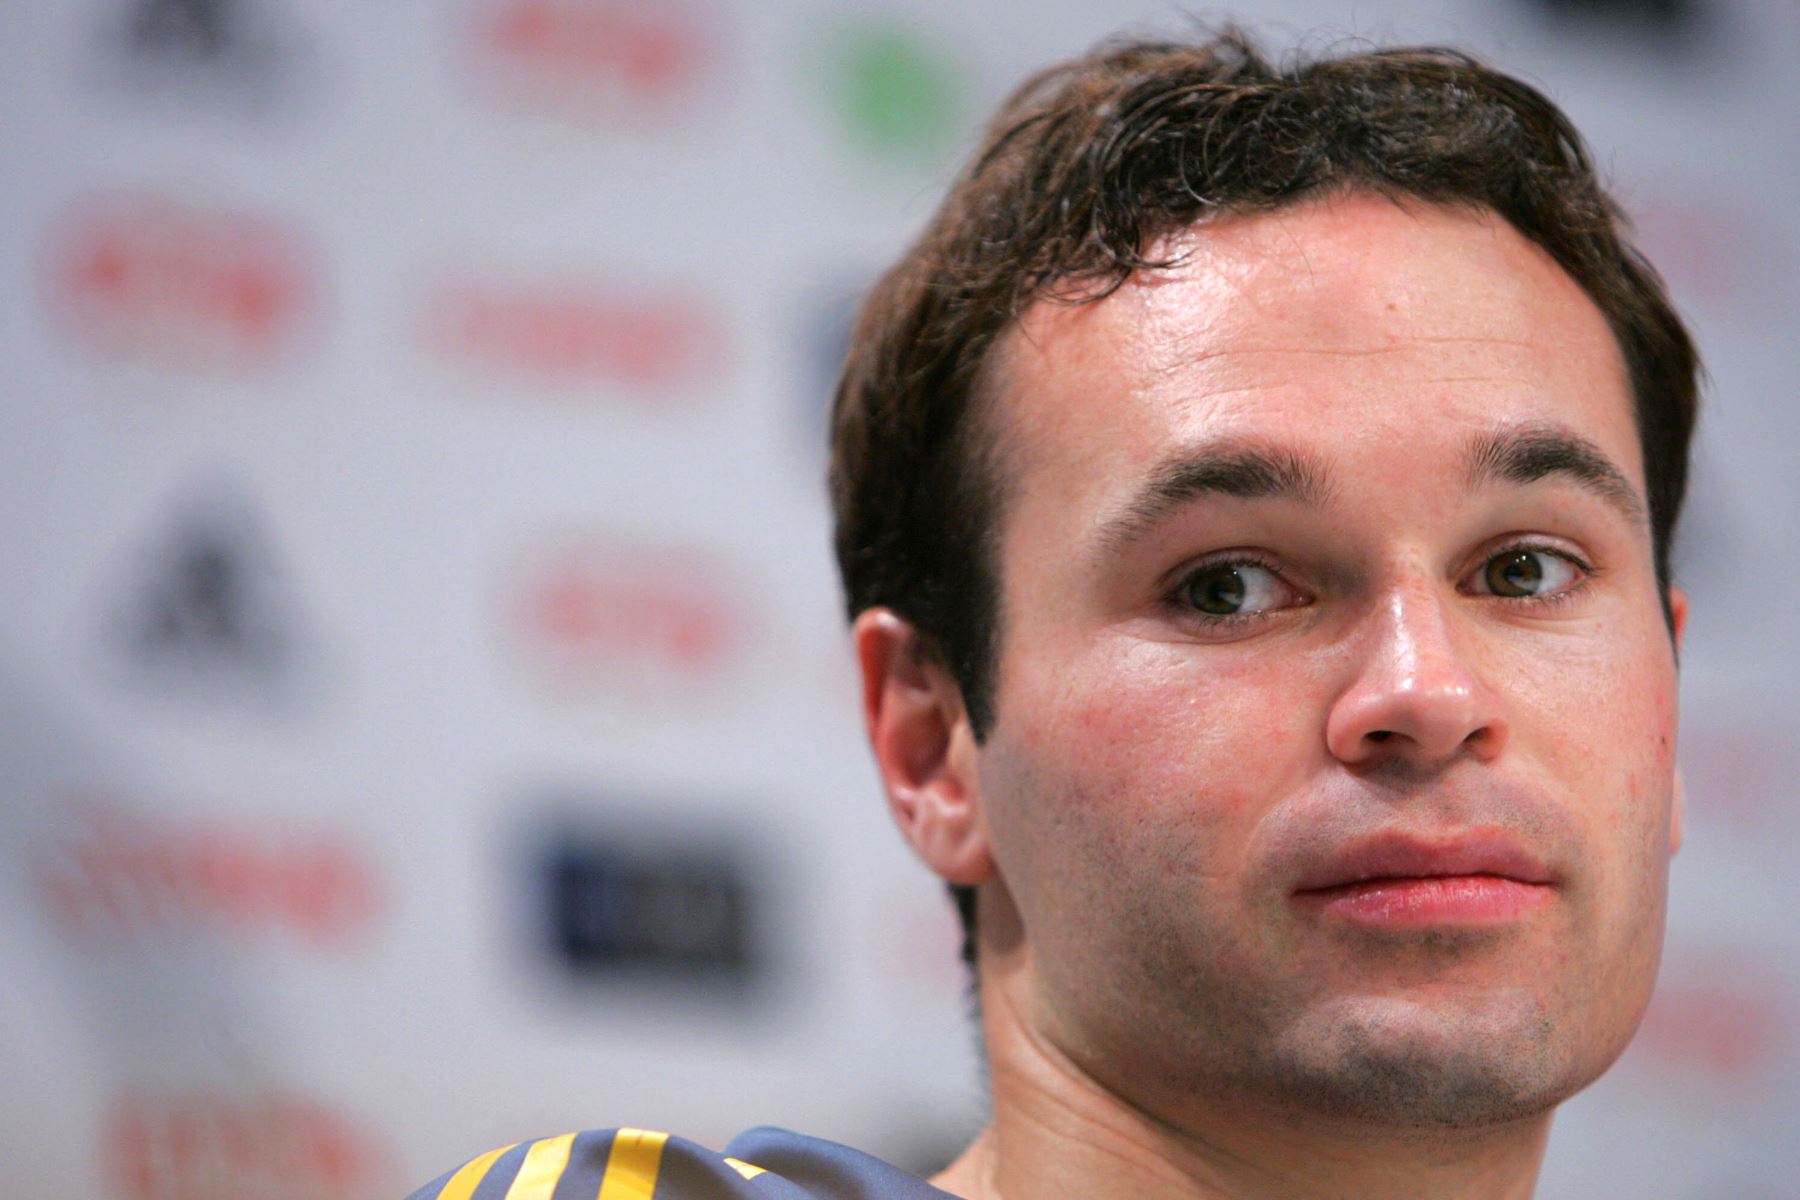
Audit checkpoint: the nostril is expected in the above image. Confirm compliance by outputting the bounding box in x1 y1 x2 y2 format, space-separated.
1367 730 1393 743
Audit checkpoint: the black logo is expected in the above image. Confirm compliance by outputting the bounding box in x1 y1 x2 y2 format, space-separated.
96 0 312 121
1518 0 1709 44
532 813 763 1000
129 0 239 59
105 479 317 712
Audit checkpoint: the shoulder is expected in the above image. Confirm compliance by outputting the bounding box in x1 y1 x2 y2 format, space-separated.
404 1125 955 1199
403 1128 774 1200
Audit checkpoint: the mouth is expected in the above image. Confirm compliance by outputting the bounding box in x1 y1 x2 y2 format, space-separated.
1291 830 1557 930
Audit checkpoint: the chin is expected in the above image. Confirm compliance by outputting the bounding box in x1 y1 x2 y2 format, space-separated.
1251 992 1605 1130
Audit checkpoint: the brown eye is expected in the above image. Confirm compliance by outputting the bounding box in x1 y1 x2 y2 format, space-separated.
1486 550 1542 597
1478 548 1580 598
1186 566 1248 614
1180 562 1295 618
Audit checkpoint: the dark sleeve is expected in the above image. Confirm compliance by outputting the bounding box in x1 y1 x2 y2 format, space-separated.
722 1128 957 1200
403 1126 817 1200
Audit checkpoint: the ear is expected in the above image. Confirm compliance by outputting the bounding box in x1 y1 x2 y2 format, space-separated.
853 608 994 886
1669 585 1689 650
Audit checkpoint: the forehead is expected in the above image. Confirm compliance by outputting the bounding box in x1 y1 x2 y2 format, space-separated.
983 193 1638 506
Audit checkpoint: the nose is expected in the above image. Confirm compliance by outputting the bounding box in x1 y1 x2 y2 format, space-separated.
1325 583 1509 770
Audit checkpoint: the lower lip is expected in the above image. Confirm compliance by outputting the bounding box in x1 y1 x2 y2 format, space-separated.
1296 875 1553 929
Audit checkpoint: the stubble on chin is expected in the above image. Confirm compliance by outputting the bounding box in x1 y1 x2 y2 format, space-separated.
1106 923 1599 1137
1248 995 1576 1131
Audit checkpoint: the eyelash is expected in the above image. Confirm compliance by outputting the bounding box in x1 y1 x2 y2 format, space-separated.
1163 542 1599 624
1162 551 1295 627
1472 540 1598 610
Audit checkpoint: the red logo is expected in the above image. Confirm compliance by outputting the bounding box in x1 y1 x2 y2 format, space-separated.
1632 183 1792 312
105 1090 390 1200
424 272 723 396
1633 951 1790 1084
504 532 751 699
44 193 314 369
33 799 380 949
877 891 967 993
1679 721 1795 833
465 0 714 119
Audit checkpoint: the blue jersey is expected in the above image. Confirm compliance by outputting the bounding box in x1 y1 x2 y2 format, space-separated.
405 1126 958 1200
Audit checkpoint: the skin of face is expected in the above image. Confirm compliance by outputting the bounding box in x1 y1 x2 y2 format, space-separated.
922 192 1685 1138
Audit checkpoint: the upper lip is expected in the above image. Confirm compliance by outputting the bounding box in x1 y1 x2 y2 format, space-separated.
1292 829 1557 893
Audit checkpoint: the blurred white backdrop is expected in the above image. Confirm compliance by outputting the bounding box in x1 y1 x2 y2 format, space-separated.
2 2 1796 1197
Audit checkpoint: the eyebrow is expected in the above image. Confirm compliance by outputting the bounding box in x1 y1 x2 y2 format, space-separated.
1095 439 1332 554
1460 424 1647 529
1093 423 1648 558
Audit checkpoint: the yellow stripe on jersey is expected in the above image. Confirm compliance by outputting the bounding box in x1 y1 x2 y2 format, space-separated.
504 1133 578 1200
723 1158 766 1180
435 1143 519 1200
597 1128 670 1200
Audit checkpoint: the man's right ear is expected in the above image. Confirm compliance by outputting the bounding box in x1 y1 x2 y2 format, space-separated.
852 609 994 887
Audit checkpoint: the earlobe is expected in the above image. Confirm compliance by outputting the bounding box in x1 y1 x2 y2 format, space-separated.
853 609 995 886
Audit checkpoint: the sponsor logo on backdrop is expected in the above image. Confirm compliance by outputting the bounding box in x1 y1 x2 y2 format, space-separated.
1680 720 1797 832
825 22 961 160
1632 184 1792 314
102 477 320 711
463 0 716 121
1632 949 1790 1085
1516 0 1708 41
501 531 753 701
105 1089 390 1200
423 271 724 397
528 808 762 998
92 0 313 121
33 798 380 949
877 890 966 993
44 193 315 370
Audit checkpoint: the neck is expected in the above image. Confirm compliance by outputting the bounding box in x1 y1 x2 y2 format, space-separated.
931 962 1553 1200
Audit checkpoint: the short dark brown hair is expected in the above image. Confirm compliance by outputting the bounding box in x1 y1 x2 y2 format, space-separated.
828 29 1700 965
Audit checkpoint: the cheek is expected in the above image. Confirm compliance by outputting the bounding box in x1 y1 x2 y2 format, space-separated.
1002 637 1322 875
1509 628 1677 933
1508 624 1677 791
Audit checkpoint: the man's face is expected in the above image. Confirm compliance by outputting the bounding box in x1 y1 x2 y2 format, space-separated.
971 194 1681 1128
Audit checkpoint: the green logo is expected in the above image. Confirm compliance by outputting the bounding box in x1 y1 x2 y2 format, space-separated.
831 24 960 159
